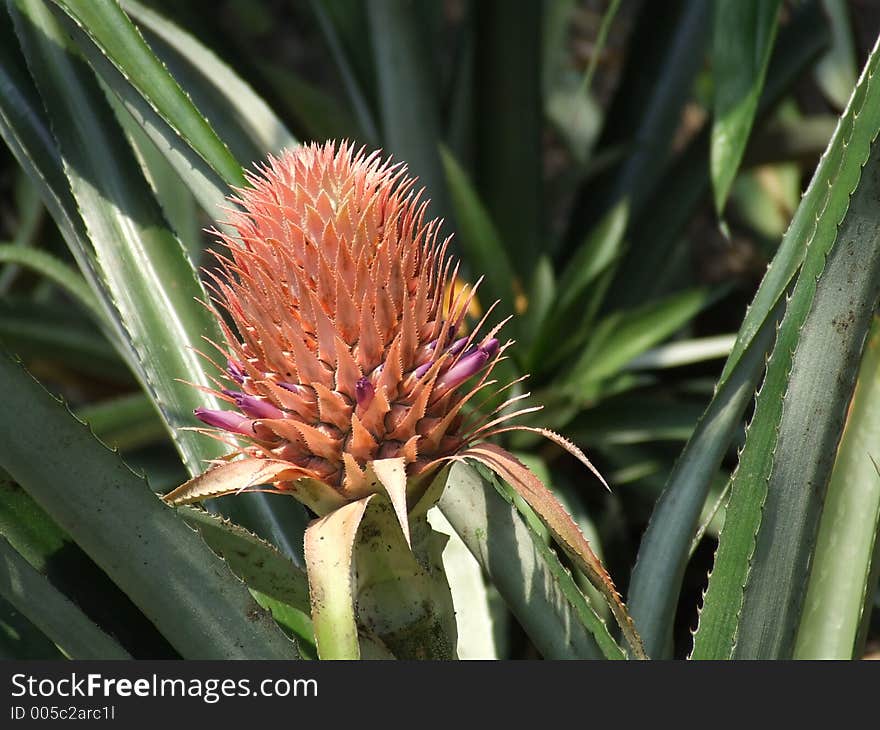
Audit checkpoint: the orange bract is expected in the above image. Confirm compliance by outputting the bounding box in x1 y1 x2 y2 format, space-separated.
195 141 513 496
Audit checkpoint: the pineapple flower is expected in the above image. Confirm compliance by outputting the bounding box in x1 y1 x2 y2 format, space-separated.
164 141 645 659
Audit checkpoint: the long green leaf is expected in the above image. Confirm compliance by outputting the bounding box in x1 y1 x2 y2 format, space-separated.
0 468 179 658
50 0 244 184
0 352 297 658
440 147 517 333
0 11 136 371
473 0 542 274
179 506 310 614
625 2 844 658
692 38 880 658
120 0 296 162
711 0 782 213
565 287 718 395
611 0 828 308
564 0 710 245
439 462 625 660
794 317 880 658
366 0 452 227
46 0 237 216
531 202 628 369
427 507 507 659
11 0 308 563
0 243 102 321
11 0 228 476
0 536 131 659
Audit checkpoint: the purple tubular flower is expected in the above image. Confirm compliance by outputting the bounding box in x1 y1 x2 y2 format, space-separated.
355 376 375 409
446 336 468 357
415 338 470 379
435 338 500 392
221 388 243 399
194 407 251 434
278 382 306 395
234 394 284 419
227 359 246 384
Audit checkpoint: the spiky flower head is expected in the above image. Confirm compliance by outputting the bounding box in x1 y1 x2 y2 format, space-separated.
192 141 517 502
169 141 645 658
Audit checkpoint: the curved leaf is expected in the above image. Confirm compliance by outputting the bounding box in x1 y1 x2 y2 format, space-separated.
120 0 296 161
10 0 228 476
50 0 244 185
0 352 298 659
693 37 880 658
627 6 862 658
463 443 645 659
711 0 782 212
795 317 880 658
438 462 624 660
0 243 103 322
0 536 131 659
178 506 310 614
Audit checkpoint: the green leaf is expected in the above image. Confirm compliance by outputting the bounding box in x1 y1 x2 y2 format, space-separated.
366 0 452 227
304 497 369 660
46 0 239 216
178 506 310 614
0 13 130 357
0 352 297 658
250 590 315 657
0 299 129 379
814 0 857 110
464 443 645 658
76 393 166 452
565 0 711 245
628 316 782 658
10 0 229 476
565 287 719 396
439 462 625 660
624 335 736 371
625 4 839 659
0 468 179 658
427 508 508 659
355 499 457 660
0 536 131 659
692 38 880 658
611 1 828 308
440 147 517 332
711 0 782 213
531 202 628 370
473 0 542 274
119 0 297 162
794 317 880 658
50 0 244 184
0 243 102 322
